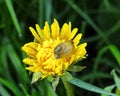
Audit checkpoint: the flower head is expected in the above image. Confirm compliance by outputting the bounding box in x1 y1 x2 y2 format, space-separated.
22 19 87 79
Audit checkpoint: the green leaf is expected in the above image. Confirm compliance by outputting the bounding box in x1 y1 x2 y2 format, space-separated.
111 70 120 90
38 0 44 27
0 77 22 96
47 76 54 82
103 0 111 9
37 79 57 96
46 80 57 96
101 85 116 96
108 44 120 65
19 84 30 96
45 0 52 23
0 84 11 96
6 43 26 82
0 45 12 81
115 88 120 96
31 72 42 84
62 71 73 81
62 77 74 96
61 72 74 96
52 76 60 91
67 65 86 72
68 77 116 96
4 0 21 37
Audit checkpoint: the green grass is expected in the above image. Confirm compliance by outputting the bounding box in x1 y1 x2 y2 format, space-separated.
0 0 120 96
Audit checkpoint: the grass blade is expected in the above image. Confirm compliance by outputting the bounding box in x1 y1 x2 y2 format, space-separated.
66 0 109 44
68 77 116 96
0 45 13 81
4 0 21 37
38 0 44 27
7 44 23 76
108 45 120 65
111 70 120 90
0 84 11 96
6 41 28 83
19 84 30 96
101 85 116 96
45 0 52 23
0 77 22 96
62 79 74 96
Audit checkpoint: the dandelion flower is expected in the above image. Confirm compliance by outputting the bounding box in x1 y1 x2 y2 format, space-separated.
22 19 87 79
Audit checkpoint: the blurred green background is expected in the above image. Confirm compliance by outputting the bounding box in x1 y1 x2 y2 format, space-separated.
0 0 120 96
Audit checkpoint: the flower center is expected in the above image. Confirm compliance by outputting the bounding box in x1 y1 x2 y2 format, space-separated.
35 39 73 76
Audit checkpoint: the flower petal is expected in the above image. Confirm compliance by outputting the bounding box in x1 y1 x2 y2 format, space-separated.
23 58 37 65
36 24 44 40
68 28 78 40
21 42 38 58
29 27 41 42
75 43 87 59
66 22 72 40
73 33 82 45
26 67 36 72
60 23 69 40
22 46 37 54
43 22 51 40
22 42 38 50
51 19 60 39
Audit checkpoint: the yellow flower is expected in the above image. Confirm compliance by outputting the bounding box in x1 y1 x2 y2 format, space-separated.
22 19 87 79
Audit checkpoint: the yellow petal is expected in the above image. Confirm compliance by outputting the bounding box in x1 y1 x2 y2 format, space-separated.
66 22 71 40
22 42 38 51
68 28 78 40
26 67 35 72
51 19 60 39
21 42 38 58
43 22 50 40
77 43 87 49
41 74 47 79
36 24 44 40
22 46 37 55
60 23 69 40
75 43 87 59
29 27 41 42
23 42 38 49
23 58 37 65
73 33 82 45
